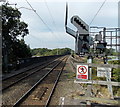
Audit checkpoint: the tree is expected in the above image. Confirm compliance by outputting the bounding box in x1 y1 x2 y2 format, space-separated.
2 4 31 72
112 68 120 82
31 48 72 56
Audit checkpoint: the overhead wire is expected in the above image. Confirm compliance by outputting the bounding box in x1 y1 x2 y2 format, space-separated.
43 0 59 37
43 0 65 46
20 0 72 49
17 6 47 47
25 0 54 34
44 0 61 35
89 0 107 26
44 0 55 25
24 0 62 50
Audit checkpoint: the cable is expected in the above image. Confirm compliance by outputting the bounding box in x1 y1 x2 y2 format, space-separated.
25 0 54 34
43 0 64 43
25 0 67 49
89 0 107 26
44 0 55 25
18 7 35 11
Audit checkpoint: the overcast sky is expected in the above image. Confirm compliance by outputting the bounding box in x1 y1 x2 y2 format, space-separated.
2 0 119 50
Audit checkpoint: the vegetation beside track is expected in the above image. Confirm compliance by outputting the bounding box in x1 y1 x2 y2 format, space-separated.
31 48 73 56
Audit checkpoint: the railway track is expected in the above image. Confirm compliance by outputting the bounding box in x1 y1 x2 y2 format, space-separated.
12 56 68 107
2 56 68 106
2 57 62 91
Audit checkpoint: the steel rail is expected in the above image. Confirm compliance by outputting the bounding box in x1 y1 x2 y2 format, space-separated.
2 62 45 81
45 57 68 107
12 56 66 107
2 57 60 81
2 57 63 91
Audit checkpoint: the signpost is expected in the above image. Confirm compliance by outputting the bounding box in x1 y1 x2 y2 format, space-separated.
105 68 114 99
97 67 113 98
97 67 111 78
76 65 88 80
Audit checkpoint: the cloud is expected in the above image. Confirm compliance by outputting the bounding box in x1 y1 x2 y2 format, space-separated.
24 31 75 49
7 0 119 50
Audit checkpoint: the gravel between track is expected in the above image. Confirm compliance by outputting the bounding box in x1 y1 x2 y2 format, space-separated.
2 59 61 106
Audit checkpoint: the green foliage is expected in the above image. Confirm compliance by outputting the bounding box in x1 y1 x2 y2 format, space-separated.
2 4 31 71
31 48 52 56
2 4 29 40
113 86 120 96
108 60 120 65
93 58 102 64
14 39 31 58
90 56 120 84
31 48 72 56
111 68 120 82
112 52 120 56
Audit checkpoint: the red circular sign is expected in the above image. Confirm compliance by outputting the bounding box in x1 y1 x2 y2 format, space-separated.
78 66 87 74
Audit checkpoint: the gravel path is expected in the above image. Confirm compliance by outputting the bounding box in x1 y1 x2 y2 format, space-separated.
50 56 84 106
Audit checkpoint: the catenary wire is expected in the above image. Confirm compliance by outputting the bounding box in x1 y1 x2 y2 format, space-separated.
43 0 65 43
25 0 54 34
89 0 107 25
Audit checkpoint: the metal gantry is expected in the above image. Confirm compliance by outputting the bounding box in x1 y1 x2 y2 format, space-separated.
65 3 90 55
90 27 120 54
65 3 120 60
65 2 120 101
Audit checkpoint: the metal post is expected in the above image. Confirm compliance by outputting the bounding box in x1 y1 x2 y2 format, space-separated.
110 31 112 49
85 55 93 97
106 68 114 99
103 27 106 42
87 55 92 80
116 29 117 52
103 55 108 64
75 36 78 54
119 28 120 59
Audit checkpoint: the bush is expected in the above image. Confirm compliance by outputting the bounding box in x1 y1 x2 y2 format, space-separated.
112 68 120 82
108 60 120 65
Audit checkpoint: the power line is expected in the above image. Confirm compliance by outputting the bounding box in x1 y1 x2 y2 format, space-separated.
25 0 54 34
44 0 58 34
21 1 61 48
89 0 107 26
44 0 55 25
24 0 65 48
43 0 64 43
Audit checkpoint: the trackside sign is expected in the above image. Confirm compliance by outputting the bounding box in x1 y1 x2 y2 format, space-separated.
97 67 111 78
76 65 88 80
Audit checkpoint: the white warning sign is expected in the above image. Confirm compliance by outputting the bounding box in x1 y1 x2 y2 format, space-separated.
97 67 111 78
76 65 88 80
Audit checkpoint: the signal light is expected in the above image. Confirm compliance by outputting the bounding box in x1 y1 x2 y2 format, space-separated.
80 35 90 53
71 16 89 34
74 18 87 31
82 42 89 53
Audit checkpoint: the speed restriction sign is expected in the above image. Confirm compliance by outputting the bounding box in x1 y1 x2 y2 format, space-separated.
77 65 88 80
